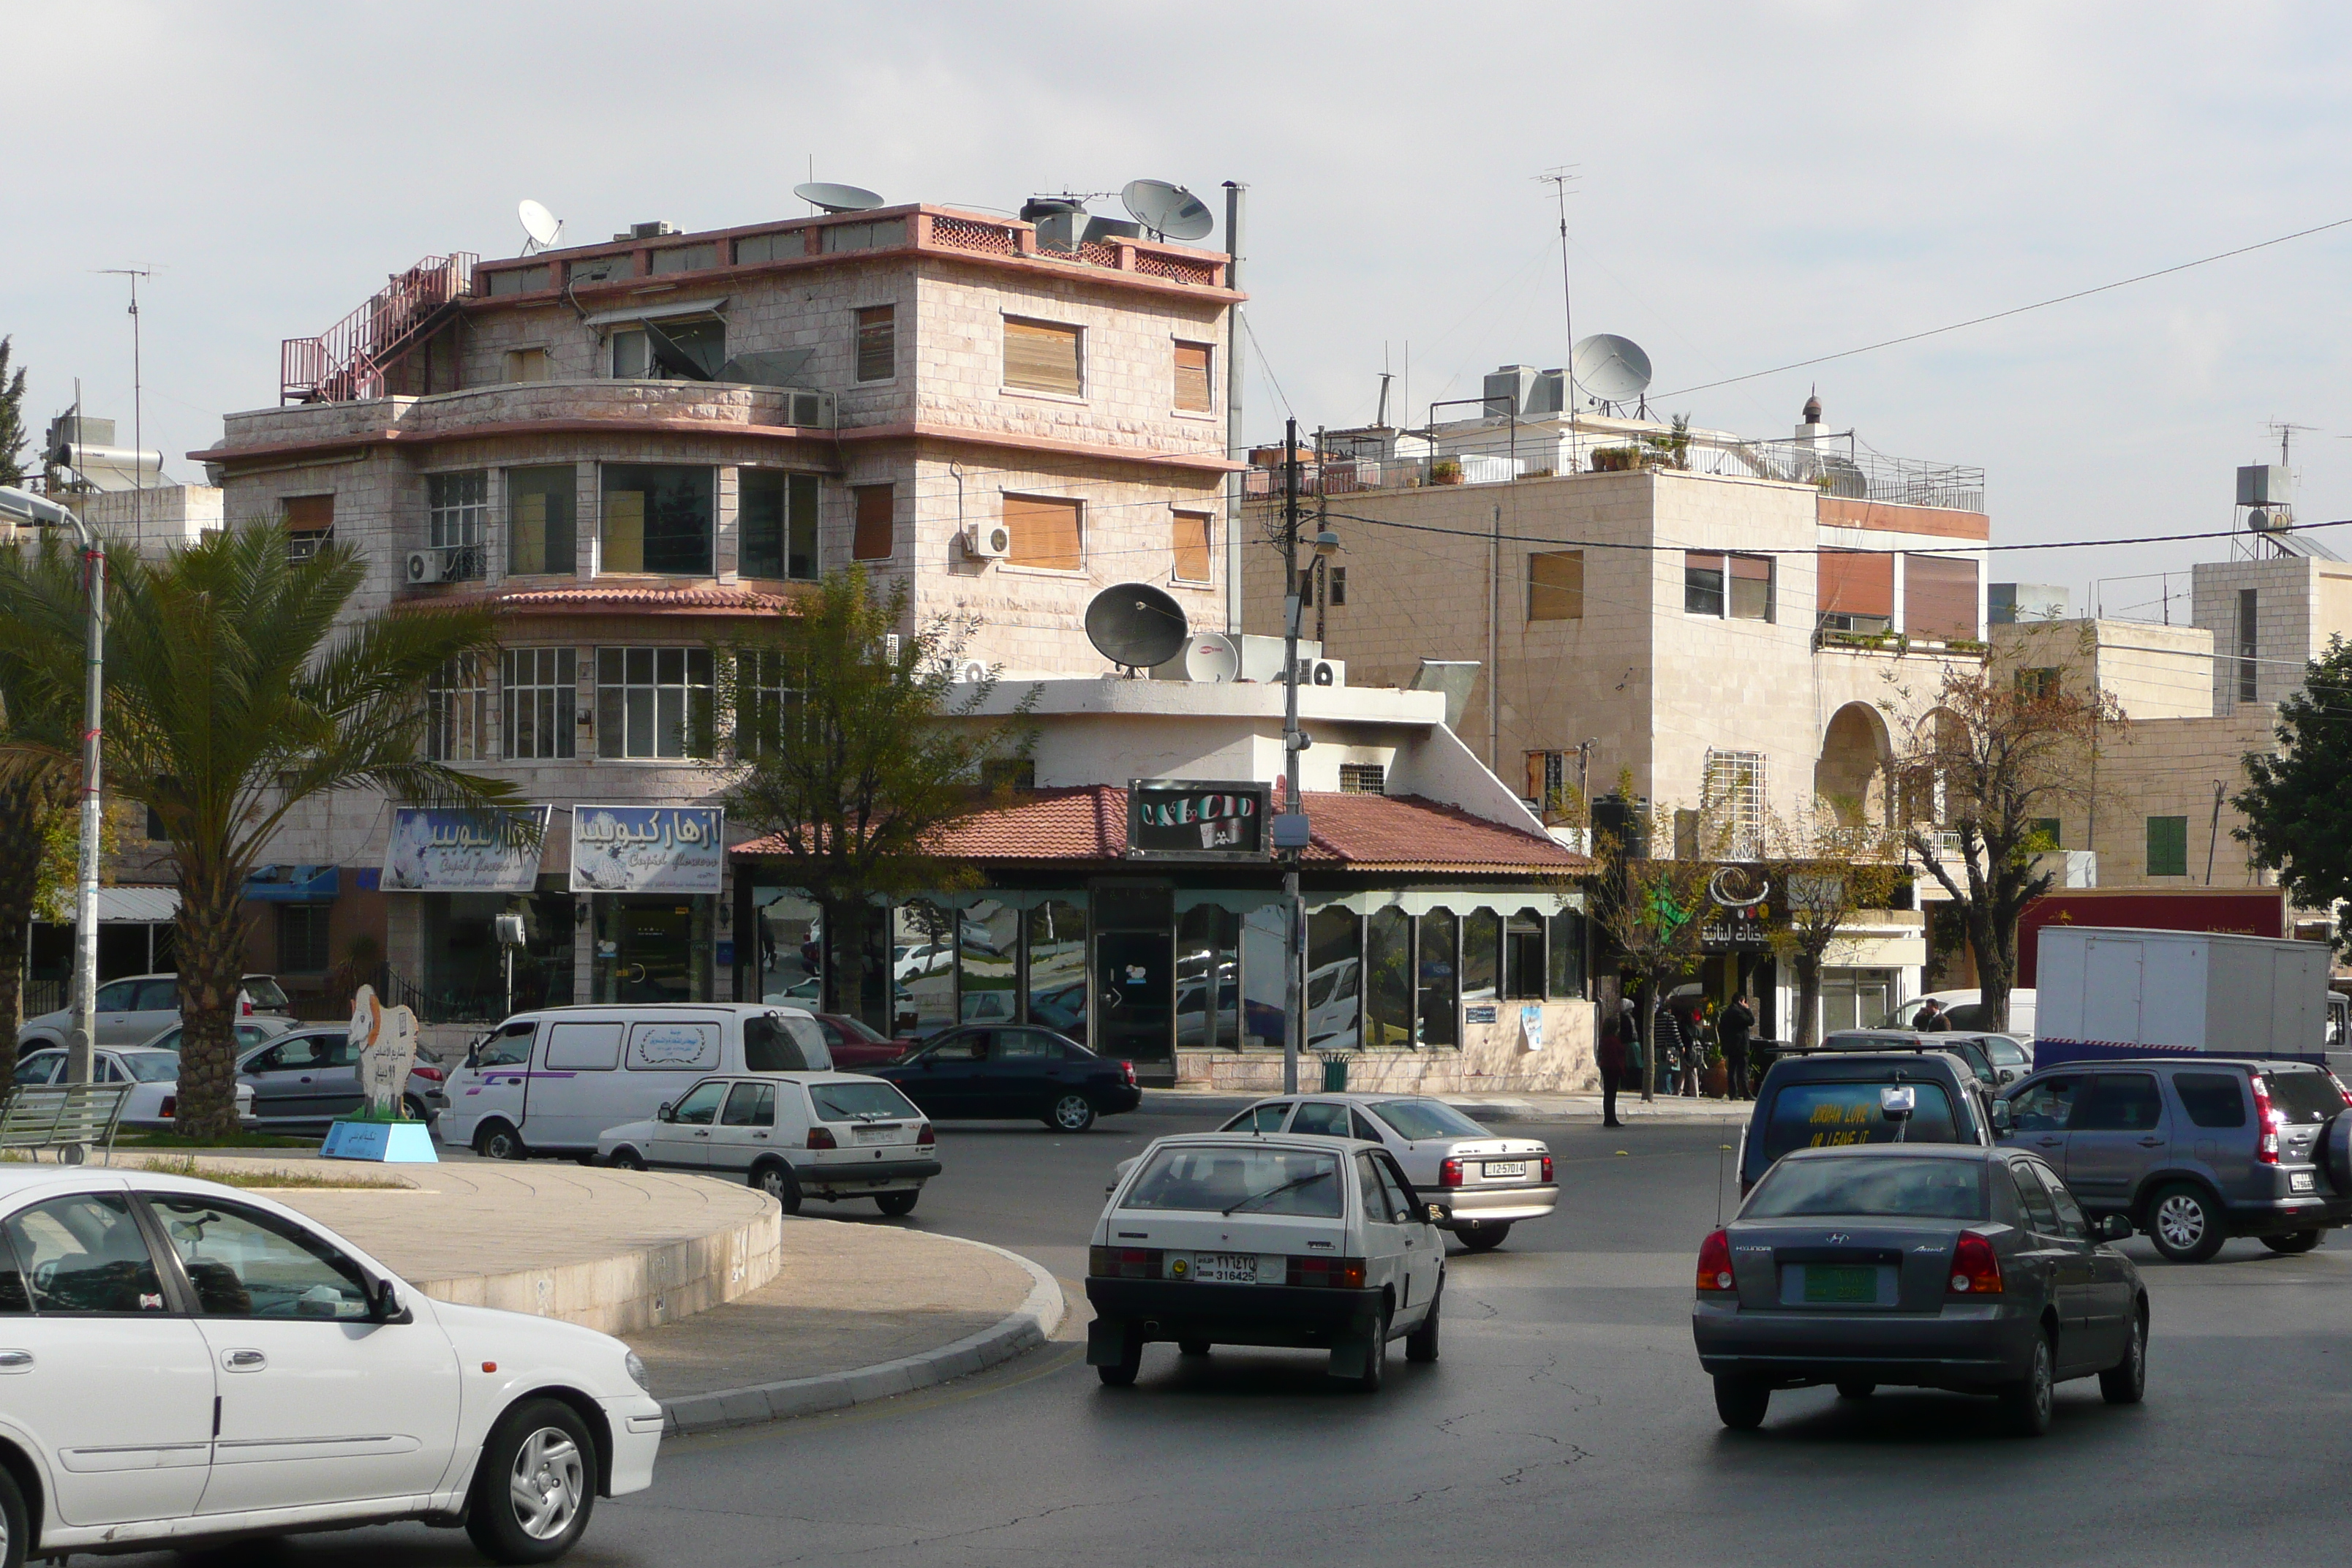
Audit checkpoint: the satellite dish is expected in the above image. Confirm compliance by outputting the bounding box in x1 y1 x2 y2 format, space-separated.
1085 583 1189 671
1120 179 1214 242
518 199 562 254
794 181 885 214
1569 334 1654 406
1181 633 1240 684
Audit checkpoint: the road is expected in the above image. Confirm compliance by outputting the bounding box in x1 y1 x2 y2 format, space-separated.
110 1100 2352 1567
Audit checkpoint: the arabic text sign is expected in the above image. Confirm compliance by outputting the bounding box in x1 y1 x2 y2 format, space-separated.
382 807 550 893
570 806 725 894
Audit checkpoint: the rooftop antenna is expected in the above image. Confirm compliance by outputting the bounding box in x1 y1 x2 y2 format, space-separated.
1120 179 1214 243
517 200 563 255
1537 167 1580 409
2269 419 2318 474
98 268 151 533
794 181 886 214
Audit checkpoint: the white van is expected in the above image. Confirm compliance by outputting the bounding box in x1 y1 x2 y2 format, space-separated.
437 1003 833 1161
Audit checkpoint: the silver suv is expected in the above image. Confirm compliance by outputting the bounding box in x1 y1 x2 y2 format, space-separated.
1997 1058 2352 1263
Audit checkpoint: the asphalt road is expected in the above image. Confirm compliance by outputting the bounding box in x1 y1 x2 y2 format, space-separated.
107 1100 2352 1567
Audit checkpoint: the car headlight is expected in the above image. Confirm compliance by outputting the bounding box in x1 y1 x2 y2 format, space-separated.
625 1350 652 1393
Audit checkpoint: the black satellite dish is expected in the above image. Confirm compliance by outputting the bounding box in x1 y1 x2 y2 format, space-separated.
1085 582 1188 671
1120 179 1214 242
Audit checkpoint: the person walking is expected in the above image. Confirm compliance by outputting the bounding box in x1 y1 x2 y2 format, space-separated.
1680 1003 1702 1098
1719 992 1755 1101
1911 996 1950 1033
1655 998 1686 1096
1597 1000 1628 1128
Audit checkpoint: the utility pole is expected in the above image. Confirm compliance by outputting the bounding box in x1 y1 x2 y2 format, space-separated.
100 268 150 538
1278 417 1305 1094
1488 502 1501 768
1224 181 1248 636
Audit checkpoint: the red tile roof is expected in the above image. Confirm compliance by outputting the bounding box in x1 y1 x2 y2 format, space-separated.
734 785 1588 874
403 583 795 617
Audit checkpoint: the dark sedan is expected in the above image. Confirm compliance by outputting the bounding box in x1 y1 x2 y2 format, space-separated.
870 1024 1141 1132
1692 1142 2148 1436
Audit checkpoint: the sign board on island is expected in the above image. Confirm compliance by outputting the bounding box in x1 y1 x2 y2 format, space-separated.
381 807 550 893
570 806 725 894
1126 779 1271 862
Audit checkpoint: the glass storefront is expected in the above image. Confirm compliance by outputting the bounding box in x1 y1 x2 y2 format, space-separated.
594 894 712 1003
1240 906 1289 1050
960 900 1021 1022
1365 907 1413 1049
1306 908 1362 1050
424 885 576 1017
1026 900 1088 1035
1176 905 1240 1050
1416 911 1460 1047
748 886 821 1004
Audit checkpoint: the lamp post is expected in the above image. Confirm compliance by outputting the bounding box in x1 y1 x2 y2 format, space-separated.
0 488 105 1088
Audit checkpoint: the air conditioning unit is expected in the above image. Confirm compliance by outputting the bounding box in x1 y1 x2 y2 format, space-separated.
956 660 989 684
405 550 445 586
785 390 836 429
966 521 1013 559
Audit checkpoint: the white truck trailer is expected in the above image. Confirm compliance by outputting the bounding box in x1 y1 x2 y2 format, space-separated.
2035 924 2332 1067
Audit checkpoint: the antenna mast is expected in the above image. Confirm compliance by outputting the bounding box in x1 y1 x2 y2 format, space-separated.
1537 167 1579 407
99 268 151 533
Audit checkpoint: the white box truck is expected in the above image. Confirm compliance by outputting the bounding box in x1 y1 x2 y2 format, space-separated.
2035 925 2332 1066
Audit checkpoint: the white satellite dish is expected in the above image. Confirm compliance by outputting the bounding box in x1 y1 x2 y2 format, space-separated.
794 181 886 214
1120 179 1214 243
518 199 563 254
1181 633 1240 684
1569 333 1654 407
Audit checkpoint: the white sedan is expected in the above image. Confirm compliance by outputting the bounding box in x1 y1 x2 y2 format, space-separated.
0 1166 660 1562
14 1047 257 1130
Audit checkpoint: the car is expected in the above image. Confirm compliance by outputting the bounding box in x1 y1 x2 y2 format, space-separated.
1996 1056 2352 1263
806 1012 912 1070
1085 1131 1444 1390
1692 1142 2148 1436
870 1024 1140 1132
0 1164 660 1560
1739 1049 1997 1195
13 1047 258 1129
1877 987 2037 1039
598 1071 941 1215
18 973 292 1055
1215 1093 1554 1251
136 1017 293 1055
1817 1030 2002 1088
237 1027 447 1128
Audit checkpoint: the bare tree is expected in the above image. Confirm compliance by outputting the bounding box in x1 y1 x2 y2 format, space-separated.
1762 803 1910 1049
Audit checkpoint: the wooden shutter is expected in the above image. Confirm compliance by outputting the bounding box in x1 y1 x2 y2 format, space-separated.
1174 342 1212 412
282 494 333 531
1004 495 1082 570
1171 510 1211 581
1818 549 1893 617
1528 550 1583 620
1904 554 1978 639
1004 318 1081 395
856 306 894 382
851 483 894 561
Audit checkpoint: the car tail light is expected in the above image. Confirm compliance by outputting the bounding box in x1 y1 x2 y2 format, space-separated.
241 997 254 1016
1539 1155 1553 1183
159 1095 175 1118
2332 1071 2352 1109
2253 1075 2281 1164
807 1126 837 1150
1949 1232 2004 1295
1696 1228 1734 1292
1285 1255 1368 1289
1088 1246 1162 1279
1120 1060 1137 1087
1439 1157 1464 1188
409 1065 445 1083
916 1122 935 1147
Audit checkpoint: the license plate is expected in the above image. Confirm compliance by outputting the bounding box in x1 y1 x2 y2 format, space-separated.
1801 1265 1877 1304
1484 1160 1526 1179
1183 1252 1259 1285
851 1124 897 1144
2292 1171 2317 1193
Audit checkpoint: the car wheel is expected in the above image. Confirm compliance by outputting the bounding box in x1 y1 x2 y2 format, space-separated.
1098 1330 1142 1387
1405 1293 1441 1363
0 1459 26 1568
1177 1337 1211 1357
465 1397 596 1565
1338 1308 1390 1393
1048 1093 1097 1134
606 1146 647 1172
2146 1183 2226 1264
875 1189 919 1217
1835 1380 1876 1400
2001 1333 2054 1437
2260 1229 2323 1255
1713 1374 1770 1431
403 1093 428 1123
1455 1221 1511 1252
475 1123 527 1162
751 1160 803 1215
2100 1303 2148 1406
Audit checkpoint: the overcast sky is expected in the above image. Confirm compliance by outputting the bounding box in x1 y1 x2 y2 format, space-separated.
7 1 2351 617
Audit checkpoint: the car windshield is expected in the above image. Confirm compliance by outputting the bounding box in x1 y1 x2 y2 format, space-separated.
1368 1098 1488 1139
1746 1156 1988 1220
807 1082 921 1122
2263 1071 2345 1126
241 977 290 1009
1821 1033 1990 1082
1759 1080 1963 1164
116 1053 181 1083
1122 1145 1343 1218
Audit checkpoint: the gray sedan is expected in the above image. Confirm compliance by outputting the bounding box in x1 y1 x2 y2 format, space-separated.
1692 1142 2148 1436
236 1027 444 1126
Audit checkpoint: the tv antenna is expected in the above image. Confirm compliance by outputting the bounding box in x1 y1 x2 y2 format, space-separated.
1084 583 1189 675
518 200 564 255
794 181 886 214
1536 167 1580 405
1570 333 1653 412
1120 180 1213 243
97 267 152 529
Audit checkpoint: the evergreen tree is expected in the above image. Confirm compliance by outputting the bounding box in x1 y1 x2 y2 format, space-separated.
0 337 28 489
2235 637 2352 949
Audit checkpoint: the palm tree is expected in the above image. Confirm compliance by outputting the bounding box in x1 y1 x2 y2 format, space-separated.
0 538 81 1065
0 521 517 1137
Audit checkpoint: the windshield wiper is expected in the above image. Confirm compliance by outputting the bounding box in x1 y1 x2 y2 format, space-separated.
1224 1169 1331 1216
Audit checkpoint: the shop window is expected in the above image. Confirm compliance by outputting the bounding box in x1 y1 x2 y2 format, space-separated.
508 465 576 576
1504 915 1547 1000
856 306 895 383
504 347 551 383
893 902 957 1039
594 894 709 1004
739 470 820 581
1461 911 1501 1004
1338 764 1385 796
502 647 577 761
1306 908 1362 1051
1547 911 1586 998
1171 510 1213 582
276 905 331 973
960 900 1021 1024
601 464 714 576
1004 495 1082 572
1366 908 1413 1049
1416 911 1458 1047
1174 341 1213 412
1177 906 1240 1050
1026 899 1089 1036
426 655 491 763
1241 906 1289 1050
595 647 715 760
1529 551 1583 620
1004 317 1082 396
2146 815 2189 878
851 483 894 562
749 886 821 1006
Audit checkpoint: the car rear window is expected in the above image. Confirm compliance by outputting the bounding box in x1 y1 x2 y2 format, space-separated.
1369 1099 1488 1139
2173 1072 2247 1128
745 1014 832 1073
241 977 291 1010
118 1054 179 1083
807 1081 921 1122
1122 1146 1343 1218
1760 1081 1961 1164
1746 1156 1987 1220
2262 1070 2345 1126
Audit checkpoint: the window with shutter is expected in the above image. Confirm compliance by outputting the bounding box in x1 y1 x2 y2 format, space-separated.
1528 551 1583 620
1003 495 1082 571
1817 549 1894 632
1174 342 1212 412
856 306 895 383
1003 317 1082 396
1171 510 1212 581
851 483 894 562
1684 551 1725 617
1904 554 1979 641
1729 554 1774 622
2146 815 2189 878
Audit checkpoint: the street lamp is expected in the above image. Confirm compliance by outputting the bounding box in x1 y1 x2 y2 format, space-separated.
0 488 105 1088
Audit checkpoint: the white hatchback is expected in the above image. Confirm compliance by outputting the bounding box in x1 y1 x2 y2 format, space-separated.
12 1047 258 1130
0 1167 659 1564
598 1073 942 1217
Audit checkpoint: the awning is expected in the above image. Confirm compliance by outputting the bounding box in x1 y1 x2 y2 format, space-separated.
241 864 338 902
97 886 178 923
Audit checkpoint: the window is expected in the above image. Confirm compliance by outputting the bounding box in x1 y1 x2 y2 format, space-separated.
851 483 895 561
1818 549 1894 633
1329 566 1347 606
611 319 725 380
669 1080 728 1125
808 1079 921 1121
744 1014 824 1071
1684 551 1725 616
980 757 1035 791
2008 1074 2080 1132
2146 815 2189 878
504 347 551 383
1122 1145 1342 1218
1171 510 1213 582
736 649 802 760
146 804 167 841
1529 550 1583 620
1904 554 1979 641
1292 1102 1351 1137
274 903 331 973
2008 1161 2059 1231
508 465 576 576
1221 1103 1289 1132
1703 749 1767 860
2016 668 2061 700
856 306 895 382
1339 764 1386 795
1756 1081 1960 1164
2028 816 2062 848
1526 750 1569 813
1004 317 1082 396
1685 552 1770 620
428 470 488 555
1416 910 1458 1047
1729 554 1774 622
596 647 716 759
477 1023 535 1068
149 1196 371 1319
502 647 578 761
1174 341 1213 412
721 1082 777 1127
2174 1071 2247 1128
544 1022 621 1070
2070 1073 2163 1132
1004 494 1082 571
601 464 715 575
739 470 820 580
426 655 490 762
4 1193 167 1313
284 494 333 562
1746 1156 1986 1221
2033 1166 2089 1241
2238 587 2259 704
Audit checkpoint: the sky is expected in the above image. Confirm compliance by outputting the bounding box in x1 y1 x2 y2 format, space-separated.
6 1 2351 618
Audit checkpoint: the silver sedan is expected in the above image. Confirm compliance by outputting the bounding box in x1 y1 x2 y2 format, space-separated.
1217 1093 1556 1251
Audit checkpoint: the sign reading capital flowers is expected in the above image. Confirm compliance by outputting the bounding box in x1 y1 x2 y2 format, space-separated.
382 807 551 893
570 806 725 894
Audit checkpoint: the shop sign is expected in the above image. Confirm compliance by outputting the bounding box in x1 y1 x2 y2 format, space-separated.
1127 779 1270 861
570 806 725 894
382 807 550 893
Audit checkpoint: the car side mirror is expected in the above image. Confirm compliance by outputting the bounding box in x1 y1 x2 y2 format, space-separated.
657 1103 674 1123
1990 1099 2013 1135
2096 1214 2132 1243
368 1277 412 1324
464 1046 480 1070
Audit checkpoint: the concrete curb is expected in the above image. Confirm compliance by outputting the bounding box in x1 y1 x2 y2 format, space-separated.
658 1232 1068 1435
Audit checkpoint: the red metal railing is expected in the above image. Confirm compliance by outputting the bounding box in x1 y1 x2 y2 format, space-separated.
281 252 478 404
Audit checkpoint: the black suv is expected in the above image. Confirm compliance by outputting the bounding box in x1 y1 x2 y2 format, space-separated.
1997 1058 2352 1262
1739 1049 1997 1195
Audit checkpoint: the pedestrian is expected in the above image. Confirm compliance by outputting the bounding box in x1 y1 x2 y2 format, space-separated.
1719 992 1755 1101
1681 1005 1704 1097
1911 996 1950 1033
1655 998 1686 1096
1618 995 1643 1106
1597 1000 1627 1128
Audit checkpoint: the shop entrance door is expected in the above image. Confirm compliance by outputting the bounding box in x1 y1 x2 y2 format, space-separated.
1093 930 1173 1070
609 900 695 1003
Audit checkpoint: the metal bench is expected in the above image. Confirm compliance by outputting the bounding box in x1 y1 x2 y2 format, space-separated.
0 1083 133 1164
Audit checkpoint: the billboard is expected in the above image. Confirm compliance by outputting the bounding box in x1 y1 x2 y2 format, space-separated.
1126 780 1270 861
2018 889 2288 987
381 807 550 893
570 806 725 894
